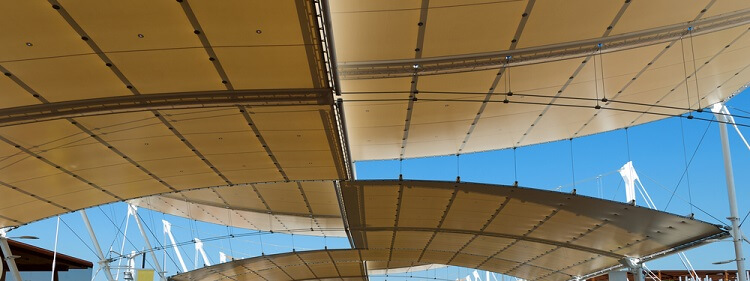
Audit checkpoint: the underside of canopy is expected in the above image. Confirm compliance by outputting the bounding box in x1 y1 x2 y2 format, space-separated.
167 249 459 281
333 0 750 160
0 0 350 228
152 180 730 281
169 249 370 281
0 1 745 280
129 181 346 237
0 104 347 227
338 180 727 281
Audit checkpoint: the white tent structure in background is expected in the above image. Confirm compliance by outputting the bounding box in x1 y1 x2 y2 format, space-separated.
458 270 502 281
219 252 235 264
162 220 188 274
618 161 659 209
618 161 640 205
194 238 211 268
618 162 699 281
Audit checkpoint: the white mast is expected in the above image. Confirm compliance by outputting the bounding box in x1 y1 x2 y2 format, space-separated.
712 103 747 281
162 220 188 273
80 210 116 281
128 204 166 281
194 238 211 267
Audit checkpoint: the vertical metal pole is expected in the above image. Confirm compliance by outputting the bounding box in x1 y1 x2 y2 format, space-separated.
128 205 165 281
619 258 644 281
633 264 645 281
51 216 60 281
714 103 747 281
80 210 116 281
127 251 136 280
0 234 23 281
115 208 132 281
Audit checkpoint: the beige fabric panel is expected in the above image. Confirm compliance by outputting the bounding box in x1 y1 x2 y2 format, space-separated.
522 42 667 144
342 56 583 158
706 1 750 18
0 1 91 62
0 144 70 225
407 71 498 157
57 0 200 52
189 0 304 46
517 1 620 49
2 54 132 102
330 1 421 62
155 108 279 185
0 75 42 109
423 0 525 57
608 24 749 130
303 181 346 216
460 101 541 153
76 111 226 190
619 25 746 106
107 49 225 94
251 105 346 181
214 46 316 90
258 182 316 215
611 1 710 36
0 119 164 208
342 77 413 160
339 180 726 281
130 181 346 237
170 249 367 281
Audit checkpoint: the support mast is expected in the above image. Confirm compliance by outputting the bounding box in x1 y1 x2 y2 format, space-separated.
129 205 166 281
0 229 23 281
713 103 747 281
81 210 116 281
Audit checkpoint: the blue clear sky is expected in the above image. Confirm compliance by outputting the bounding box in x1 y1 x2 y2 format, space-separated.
8 89 750 281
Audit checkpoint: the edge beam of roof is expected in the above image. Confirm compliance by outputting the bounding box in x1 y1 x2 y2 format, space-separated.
168 249 369 281
0 88 332 127
338 8 750 79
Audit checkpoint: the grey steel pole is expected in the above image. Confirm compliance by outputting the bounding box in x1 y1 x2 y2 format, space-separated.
0 236 23 281
715 104 747 281
81 210 116 281
129 205 166 281
634 265 645 281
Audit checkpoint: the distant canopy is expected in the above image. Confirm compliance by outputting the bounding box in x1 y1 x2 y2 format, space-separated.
167 180 727 281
